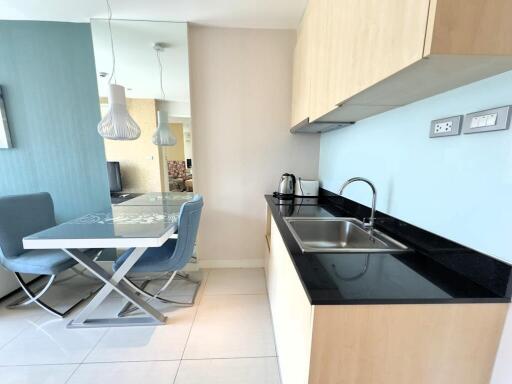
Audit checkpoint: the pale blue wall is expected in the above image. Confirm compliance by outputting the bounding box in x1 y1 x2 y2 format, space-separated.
0 21 110 222
319 70 512 264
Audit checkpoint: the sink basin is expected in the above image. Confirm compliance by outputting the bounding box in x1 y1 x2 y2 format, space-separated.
284 217 409 254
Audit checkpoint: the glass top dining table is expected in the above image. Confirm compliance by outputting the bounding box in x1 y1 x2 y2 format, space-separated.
118 192 196 206
24 204 181 249
22 192 196 329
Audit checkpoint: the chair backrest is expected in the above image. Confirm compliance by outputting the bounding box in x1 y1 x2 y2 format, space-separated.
168 195 203 270
0 193 56 262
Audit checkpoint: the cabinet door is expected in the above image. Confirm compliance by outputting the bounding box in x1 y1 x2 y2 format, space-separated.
425 0 512 56
290 6 313 128
324 0 430 114
266 217 313 384
308 0 335 122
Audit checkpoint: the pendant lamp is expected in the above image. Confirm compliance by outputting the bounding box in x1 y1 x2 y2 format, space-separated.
98 84 141 140
153 109 177 146
152 42 177 146
97 0 141 140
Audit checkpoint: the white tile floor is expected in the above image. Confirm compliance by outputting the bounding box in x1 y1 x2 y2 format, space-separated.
0 268 281 383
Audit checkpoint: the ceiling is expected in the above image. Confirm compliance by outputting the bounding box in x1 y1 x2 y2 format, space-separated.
91 20 190 104
0 0 307 29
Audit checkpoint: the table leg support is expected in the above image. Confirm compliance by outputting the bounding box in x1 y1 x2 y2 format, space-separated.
62 248 167 328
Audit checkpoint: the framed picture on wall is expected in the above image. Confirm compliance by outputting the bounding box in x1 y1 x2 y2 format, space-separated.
0 86 13 149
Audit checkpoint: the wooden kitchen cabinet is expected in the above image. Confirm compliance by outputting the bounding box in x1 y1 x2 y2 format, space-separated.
290 3 312 127
265 208 508 384
310 0 431 122
291 0 512 131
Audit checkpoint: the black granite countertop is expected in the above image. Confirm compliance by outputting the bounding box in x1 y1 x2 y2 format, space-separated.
266 193 512 305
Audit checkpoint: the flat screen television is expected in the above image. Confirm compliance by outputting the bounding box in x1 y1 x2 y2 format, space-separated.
107 161 122 193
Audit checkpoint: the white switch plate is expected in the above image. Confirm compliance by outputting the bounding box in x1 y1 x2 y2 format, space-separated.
430 115 462 138
470 113 498 128
463 106 511 134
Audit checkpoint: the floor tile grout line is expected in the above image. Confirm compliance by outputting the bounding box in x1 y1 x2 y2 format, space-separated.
75 325 110 366
201 269 268 297
197 271 211 304
180 355 278 361
63 363 81 384
196 270 209 306
0 363 80 368
0 355 279 368
0 311 47 353
0 360 180 368
61 324 110 383
172 270 210 384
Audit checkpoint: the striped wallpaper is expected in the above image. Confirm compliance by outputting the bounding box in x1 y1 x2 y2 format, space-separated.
0 21 110 222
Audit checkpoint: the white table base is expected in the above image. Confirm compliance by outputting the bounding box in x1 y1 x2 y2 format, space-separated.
62 248 167 328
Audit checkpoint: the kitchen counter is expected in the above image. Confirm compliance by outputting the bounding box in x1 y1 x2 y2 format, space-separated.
266 194 512 305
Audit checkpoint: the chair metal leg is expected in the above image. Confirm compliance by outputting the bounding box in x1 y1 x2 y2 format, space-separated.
8 275 55 308
7 272 101 318
118 271 201 317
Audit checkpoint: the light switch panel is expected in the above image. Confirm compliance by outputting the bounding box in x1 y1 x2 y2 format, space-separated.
463 106 511 134
430 115 462 138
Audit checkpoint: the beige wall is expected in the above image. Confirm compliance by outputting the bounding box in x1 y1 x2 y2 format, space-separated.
162 123 185 162
189 26 320 266
103 98 163 193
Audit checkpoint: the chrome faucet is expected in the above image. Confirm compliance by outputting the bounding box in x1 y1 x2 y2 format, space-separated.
339 177 377 235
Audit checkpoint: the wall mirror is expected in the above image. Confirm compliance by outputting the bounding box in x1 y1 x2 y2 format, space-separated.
0 86 13 149
91 20 192 195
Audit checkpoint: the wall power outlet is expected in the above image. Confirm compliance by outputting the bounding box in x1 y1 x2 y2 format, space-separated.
434 121 453 134
430 115 462 138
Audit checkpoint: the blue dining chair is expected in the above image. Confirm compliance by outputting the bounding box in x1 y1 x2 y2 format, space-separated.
113 195 203 316
0 193 102 318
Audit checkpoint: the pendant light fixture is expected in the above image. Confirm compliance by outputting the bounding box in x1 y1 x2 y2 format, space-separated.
152 43 177 146
97 0 141 140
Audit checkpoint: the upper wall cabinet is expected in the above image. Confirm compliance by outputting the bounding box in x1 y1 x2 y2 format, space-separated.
291 0 512 133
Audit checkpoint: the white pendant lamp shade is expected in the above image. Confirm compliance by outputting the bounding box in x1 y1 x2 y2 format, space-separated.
152 110 177 146
97 84 141 140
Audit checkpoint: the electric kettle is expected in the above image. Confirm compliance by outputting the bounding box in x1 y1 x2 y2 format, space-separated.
276 173 296 198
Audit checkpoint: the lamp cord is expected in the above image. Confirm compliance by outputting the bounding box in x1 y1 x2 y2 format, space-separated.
106 0 116 84
156 48 165 100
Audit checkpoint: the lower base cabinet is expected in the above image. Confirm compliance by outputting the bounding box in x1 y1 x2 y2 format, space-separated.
265 215 313 384
265 212 508 384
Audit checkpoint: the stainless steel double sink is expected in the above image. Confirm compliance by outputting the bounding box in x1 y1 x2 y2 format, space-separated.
284 217 409 254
